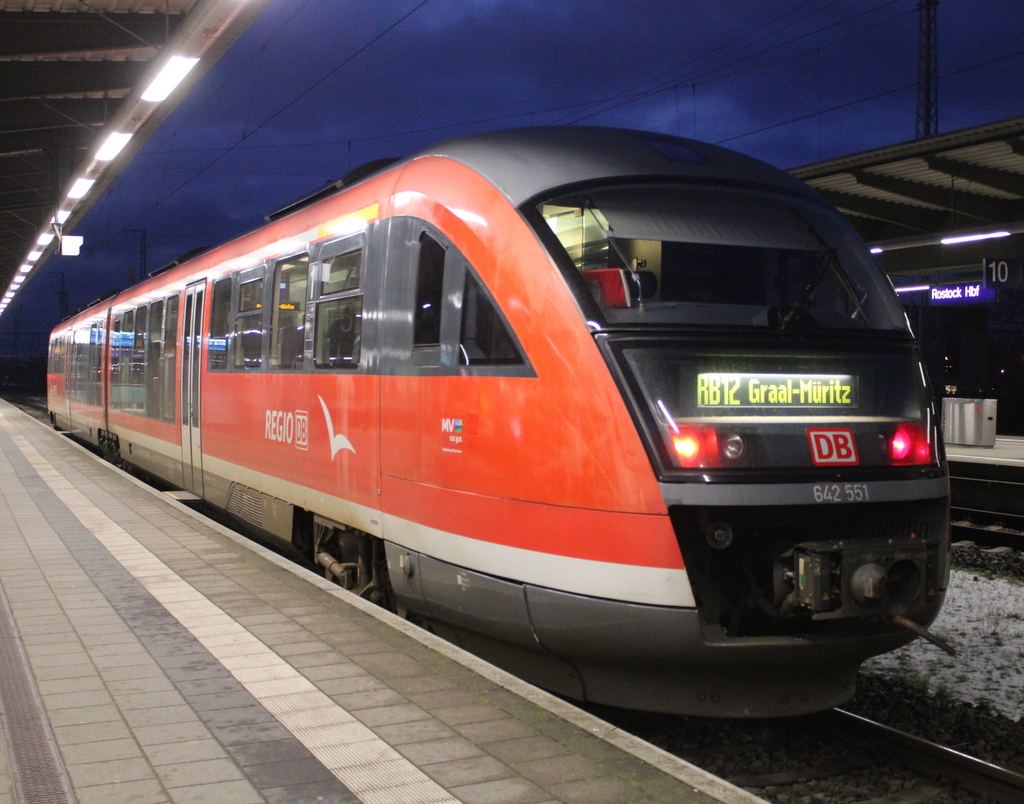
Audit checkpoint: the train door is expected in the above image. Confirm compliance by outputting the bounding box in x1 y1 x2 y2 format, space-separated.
62 329 73 426
379 218 531 492
181 281 205 495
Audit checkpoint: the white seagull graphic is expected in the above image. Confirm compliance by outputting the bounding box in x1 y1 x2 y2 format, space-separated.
318 395 356 458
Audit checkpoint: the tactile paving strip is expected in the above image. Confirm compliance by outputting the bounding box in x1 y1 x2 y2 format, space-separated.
0 582 77 804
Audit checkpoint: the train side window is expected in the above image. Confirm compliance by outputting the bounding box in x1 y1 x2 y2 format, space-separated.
239 278 263 311
314 297 362 368
69 328 83 401
146 300 164 420
270 253 309 370
234 276 264 370
47 336 58 375
162 294 179 423
132 305 148 414
414 233 445 347
89 322 103 407
313 243 363 370
208 276 231 370
320 249 360 295
110 315 123 409
73 329 84 400
459 269 523 366
119 310 133 410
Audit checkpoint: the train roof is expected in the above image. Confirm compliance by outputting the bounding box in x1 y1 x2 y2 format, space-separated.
51 127 821 333
411 126 818 207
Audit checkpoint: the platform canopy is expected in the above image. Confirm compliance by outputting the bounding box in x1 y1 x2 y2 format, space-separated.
791 116 1024 280
0 0 273 314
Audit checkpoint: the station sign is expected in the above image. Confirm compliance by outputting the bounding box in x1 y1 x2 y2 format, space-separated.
929 282 997 305
982 257 1022 289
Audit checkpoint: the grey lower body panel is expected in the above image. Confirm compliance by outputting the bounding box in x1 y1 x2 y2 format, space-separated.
385 542 910 718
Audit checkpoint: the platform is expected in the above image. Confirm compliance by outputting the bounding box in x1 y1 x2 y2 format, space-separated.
945 435 1024 467
0 399 763 804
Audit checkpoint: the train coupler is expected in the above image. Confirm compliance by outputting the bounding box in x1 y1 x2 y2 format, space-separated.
774 538 932 621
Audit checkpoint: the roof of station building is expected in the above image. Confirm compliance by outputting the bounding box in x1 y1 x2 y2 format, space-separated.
0 0 272 306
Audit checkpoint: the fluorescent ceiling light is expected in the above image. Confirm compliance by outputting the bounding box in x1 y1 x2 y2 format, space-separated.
37 232 55 246
940 230 1011 245
96 131 133 161
28 250 42 261
870 247 883 254
11 277 22 286
895 284 930 293
18 264 31 273
142 55 200 102
67 178 95 199
54 210 72 224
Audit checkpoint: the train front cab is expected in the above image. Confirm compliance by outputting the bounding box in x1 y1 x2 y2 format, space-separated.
488 176 951 717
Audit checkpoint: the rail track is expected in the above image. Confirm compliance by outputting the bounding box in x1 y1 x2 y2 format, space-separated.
587 695 1024 804
949 458 1024 551
827 709 1024 804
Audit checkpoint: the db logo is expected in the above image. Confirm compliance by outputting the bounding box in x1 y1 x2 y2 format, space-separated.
807 429 859 466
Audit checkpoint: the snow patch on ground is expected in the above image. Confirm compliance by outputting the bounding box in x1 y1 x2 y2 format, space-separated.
862 568 1024 721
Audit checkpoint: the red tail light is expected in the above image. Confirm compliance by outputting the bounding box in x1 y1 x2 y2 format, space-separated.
671 426 720 468
890 423 932 465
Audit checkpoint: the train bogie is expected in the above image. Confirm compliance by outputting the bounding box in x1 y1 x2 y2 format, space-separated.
48 127 950 717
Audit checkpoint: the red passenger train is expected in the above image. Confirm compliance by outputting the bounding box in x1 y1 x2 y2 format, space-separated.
48 128 950 717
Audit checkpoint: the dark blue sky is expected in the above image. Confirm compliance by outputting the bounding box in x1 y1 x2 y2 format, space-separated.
6 0 1024 348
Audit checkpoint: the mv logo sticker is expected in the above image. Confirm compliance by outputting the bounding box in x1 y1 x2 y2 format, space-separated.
441 417 464 454
318 395 355 459
441 415 476 454
807 428 859 466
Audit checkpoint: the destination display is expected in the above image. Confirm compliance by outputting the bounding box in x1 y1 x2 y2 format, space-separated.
697 373 859 408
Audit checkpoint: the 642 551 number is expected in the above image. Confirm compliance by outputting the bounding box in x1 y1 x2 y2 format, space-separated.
813 483 869 503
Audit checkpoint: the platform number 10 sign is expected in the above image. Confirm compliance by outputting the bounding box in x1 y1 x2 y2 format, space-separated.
982 257 1021 289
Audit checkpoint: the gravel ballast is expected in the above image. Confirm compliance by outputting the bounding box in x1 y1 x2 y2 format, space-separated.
861 558 1024 722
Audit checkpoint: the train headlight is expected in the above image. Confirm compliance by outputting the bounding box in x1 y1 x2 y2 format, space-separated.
889 423 932 465
722 433 745 460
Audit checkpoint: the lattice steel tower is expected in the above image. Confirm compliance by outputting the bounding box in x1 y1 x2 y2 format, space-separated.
916 0 938 138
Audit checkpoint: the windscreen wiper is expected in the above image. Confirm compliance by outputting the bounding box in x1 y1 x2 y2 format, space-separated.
781 207 869 329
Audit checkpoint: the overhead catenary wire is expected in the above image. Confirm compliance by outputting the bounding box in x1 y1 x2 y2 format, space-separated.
716 43 1024 148
556 0 911 126
553 0 908 126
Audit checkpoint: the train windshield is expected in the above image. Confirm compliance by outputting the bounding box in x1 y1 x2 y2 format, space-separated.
536 186 907 332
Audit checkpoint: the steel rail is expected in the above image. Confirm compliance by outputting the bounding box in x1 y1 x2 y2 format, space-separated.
829 708 1024 804
951 517 1024 551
